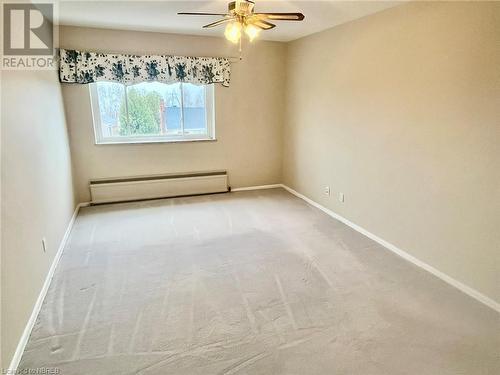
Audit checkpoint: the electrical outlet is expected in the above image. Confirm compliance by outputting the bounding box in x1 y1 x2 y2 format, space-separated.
324 186 330 196
338 192 345 203
42 238 47 253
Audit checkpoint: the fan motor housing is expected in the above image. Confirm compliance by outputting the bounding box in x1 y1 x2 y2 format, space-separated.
229 0 255 16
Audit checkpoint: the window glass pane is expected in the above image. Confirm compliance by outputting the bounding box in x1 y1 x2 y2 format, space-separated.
182 83 207 136
163 83 182 135
122 82 184 137
91 81 212 143
123 82 163 136
95 82 125 137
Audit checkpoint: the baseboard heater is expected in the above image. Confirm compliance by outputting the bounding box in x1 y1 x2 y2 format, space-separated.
89 170 228 204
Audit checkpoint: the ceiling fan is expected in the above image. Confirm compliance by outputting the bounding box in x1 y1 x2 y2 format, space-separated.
178 0 305 44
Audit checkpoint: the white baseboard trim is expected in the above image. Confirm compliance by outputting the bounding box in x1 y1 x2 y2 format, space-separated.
7 202 89 373
281 184 500 313
230 184 282 192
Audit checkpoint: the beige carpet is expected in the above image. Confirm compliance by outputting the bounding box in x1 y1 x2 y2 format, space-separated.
19 188 499 374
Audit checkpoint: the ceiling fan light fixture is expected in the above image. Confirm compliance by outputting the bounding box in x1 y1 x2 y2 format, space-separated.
224 21 242 43
179 0 305 52
244 23 260 42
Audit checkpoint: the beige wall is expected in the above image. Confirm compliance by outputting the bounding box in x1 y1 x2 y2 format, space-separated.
284 1 500 303
1 70 76 366
59 26 286 203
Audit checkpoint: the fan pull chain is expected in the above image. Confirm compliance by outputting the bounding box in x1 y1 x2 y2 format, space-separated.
239 36 243 60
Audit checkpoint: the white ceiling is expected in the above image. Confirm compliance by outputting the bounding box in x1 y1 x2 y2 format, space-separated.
58 1 403 42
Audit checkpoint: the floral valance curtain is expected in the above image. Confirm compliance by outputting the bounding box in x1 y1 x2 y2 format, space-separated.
59 48 231 87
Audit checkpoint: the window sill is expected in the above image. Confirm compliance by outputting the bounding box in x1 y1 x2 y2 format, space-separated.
95 138 217 145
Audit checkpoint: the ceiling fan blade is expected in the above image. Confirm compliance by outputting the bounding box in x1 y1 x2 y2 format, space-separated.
255 13 305 21
203 18 233 28
251 19 276 30
178 12 228 16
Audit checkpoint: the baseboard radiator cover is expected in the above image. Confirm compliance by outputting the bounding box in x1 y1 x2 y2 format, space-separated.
89 171 228 204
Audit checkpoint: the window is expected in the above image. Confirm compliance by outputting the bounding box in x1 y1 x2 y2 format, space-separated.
89 81 215 144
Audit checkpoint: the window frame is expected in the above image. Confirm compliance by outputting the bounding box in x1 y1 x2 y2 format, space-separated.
89 81 216 145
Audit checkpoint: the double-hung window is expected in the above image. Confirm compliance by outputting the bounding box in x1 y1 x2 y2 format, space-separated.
89 81 215 144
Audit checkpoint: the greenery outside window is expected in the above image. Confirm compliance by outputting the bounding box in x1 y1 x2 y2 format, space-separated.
89 81 215 144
